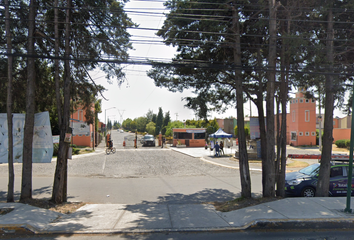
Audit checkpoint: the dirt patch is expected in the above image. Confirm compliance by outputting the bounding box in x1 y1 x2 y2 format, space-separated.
0 208 14 215
211 197 282 212
286 160 309 168
5 199 86 214
332 144 349 153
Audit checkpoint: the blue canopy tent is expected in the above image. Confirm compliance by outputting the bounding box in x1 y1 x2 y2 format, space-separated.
209 128 233 156
209 128 233 138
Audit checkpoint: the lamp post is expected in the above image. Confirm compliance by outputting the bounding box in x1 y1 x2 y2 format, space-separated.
105 107 116 136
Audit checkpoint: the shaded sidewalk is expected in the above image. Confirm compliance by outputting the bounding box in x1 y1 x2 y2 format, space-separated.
2 198 354 234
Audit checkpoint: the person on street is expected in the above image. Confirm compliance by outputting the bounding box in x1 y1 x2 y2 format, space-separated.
214 142 220 157
220 141 224 155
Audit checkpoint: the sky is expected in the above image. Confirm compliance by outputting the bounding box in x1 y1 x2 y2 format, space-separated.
96 0 346 125
96 0 242 125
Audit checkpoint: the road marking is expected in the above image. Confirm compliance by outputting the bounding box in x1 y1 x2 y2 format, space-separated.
200 157 262 172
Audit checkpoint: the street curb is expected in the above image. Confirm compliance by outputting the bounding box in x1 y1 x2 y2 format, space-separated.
3 218 354 235
0 224 37 234
200 157 262 172
246 218 354 231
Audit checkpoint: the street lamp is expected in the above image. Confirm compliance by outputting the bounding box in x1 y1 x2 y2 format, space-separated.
105 107 116 136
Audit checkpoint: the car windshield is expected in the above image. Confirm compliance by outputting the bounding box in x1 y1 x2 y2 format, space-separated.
144 136 154 140
299 163 320 176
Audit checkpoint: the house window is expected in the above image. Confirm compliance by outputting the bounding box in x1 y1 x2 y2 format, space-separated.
305 132 309 136
311 132 316 136
333 121 336 126
291 132 297 141
312 99 315 103
296 99 298 103
305 99 309 103
292 110 295 122
194 133 206 139
299 132 303 136
300 99 303 103
305 110 310 122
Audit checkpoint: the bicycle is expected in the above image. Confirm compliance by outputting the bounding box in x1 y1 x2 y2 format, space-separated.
106 146 116 155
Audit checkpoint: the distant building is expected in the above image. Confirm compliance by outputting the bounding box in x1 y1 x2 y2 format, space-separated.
70 105 95 148
332 115 352 142
216 119 224 130
224 118 236 136
172 128 206 147
287 90 317 146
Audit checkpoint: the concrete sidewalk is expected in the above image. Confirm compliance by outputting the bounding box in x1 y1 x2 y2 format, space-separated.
1 198 354 234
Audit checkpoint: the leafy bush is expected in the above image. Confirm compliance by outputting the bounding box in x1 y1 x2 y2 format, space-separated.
73 148 80 155
335 139 349 148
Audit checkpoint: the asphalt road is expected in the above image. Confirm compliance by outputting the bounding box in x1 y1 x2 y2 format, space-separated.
0 131 263 203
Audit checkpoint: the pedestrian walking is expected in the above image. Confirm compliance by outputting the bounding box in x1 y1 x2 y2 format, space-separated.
220 141 224 155
214 141 220 157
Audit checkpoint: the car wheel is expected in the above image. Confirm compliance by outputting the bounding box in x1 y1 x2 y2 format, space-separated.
301 187 315 197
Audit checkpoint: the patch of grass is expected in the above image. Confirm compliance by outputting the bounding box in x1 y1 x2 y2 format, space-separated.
286 160 309 168
211 196 282 212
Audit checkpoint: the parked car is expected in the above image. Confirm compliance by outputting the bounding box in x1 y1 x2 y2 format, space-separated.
285 162 354 197
140 135 155 146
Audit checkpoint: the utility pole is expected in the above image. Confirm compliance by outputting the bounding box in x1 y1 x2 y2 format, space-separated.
117 109 125 126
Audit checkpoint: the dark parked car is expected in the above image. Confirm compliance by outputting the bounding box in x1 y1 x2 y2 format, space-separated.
285 162 354 197
140 135 155 146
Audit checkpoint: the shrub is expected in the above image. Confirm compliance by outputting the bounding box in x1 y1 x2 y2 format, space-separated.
73 148 80 155
335 139 348 148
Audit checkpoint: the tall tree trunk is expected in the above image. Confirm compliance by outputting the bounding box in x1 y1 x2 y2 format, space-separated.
275 97 281 194
278 65 288 197
232 3 251 198
264 0 277 197
52 0 71 204
20 0 37 201
54 0 62 128
5 0 14 203
278 12 292 198
276 25 287 197
256 48 267 168
316 6 334 197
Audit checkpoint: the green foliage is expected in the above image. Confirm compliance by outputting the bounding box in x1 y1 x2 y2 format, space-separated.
146 122 156 135
162 111 171 135
335 139 350 148
73 148 81 155
122 118 132 130
155 107 164 136
234 126 250 138
135 117 148 133
130 120 137 131
165 121 184 137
